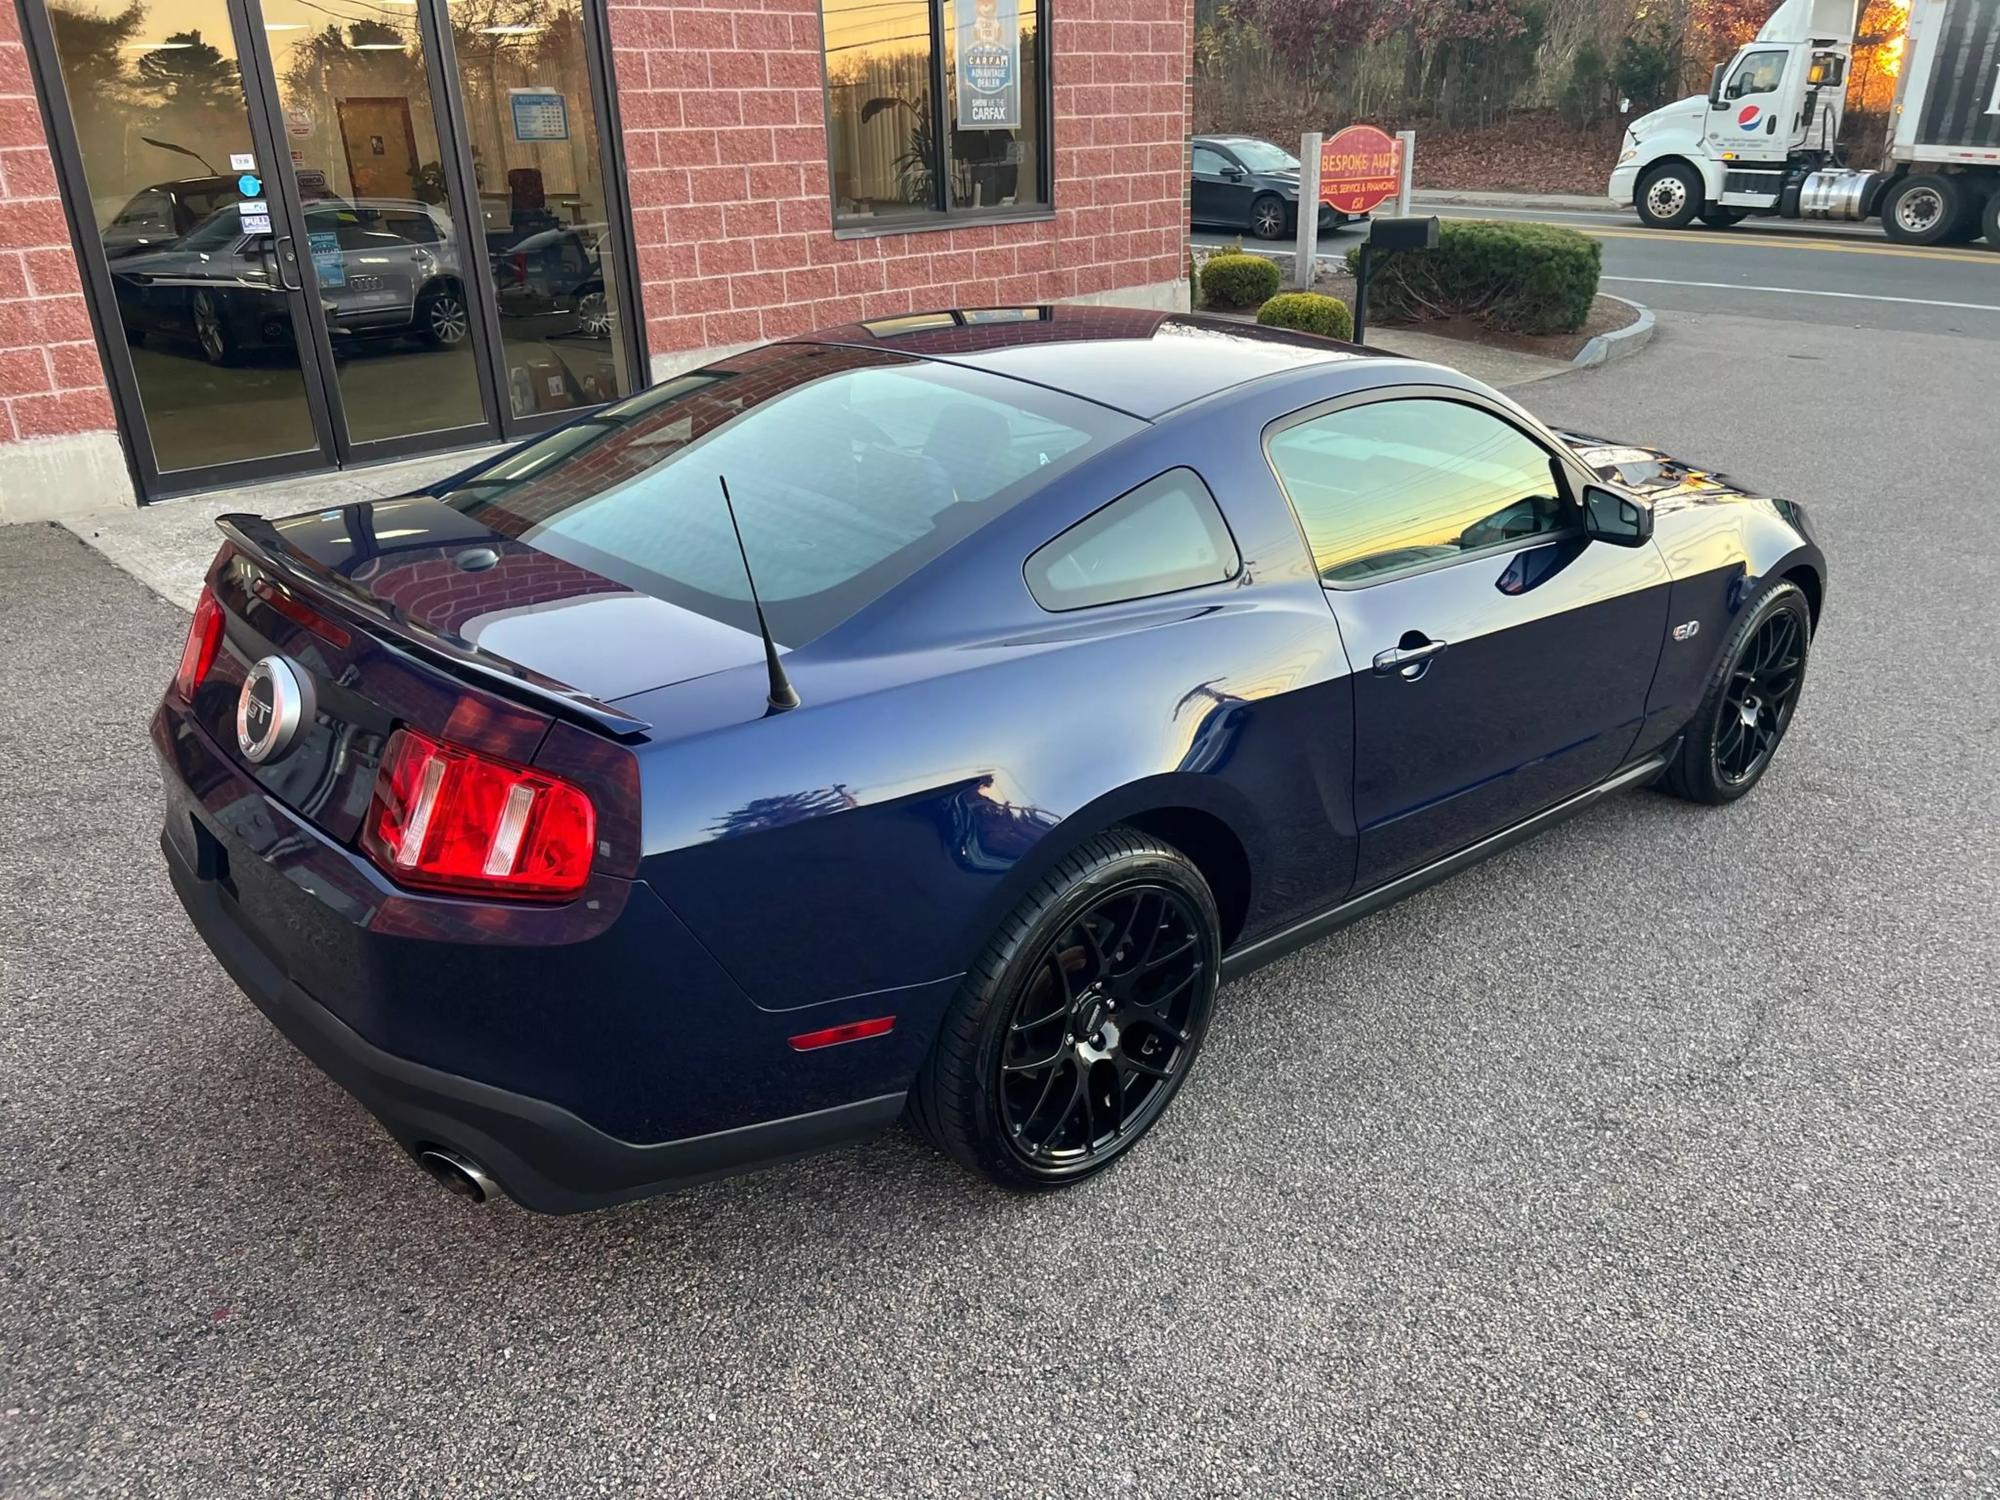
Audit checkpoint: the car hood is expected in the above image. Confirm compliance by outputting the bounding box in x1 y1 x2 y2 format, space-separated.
1557 431 1782 519
1627 95 1707 141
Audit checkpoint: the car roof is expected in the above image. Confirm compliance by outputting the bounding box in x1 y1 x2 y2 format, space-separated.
789 307 1395 420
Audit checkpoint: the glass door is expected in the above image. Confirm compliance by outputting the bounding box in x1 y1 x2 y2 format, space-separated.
29 0 336 490
25 0 641 498
248 0 500 455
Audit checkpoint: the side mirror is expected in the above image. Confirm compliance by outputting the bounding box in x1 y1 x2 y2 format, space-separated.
1222 165 1246 181
1708 63 1728 109
1583 485 1653 546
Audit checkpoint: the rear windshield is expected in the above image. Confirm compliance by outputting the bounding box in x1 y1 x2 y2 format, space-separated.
435 343 1142 645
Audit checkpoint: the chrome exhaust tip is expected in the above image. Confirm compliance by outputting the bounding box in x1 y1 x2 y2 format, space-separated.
414 1147 498 1204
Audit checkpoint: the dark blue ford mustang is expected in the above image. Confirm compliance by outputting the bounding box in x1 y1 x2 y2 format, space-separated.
154 308 1826 1212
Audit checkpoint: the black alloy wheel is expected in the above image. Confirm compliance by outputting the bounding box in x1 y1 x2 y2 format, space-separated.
1249 193 1287 240
1661 580 1812 804
997 883 1207 1167
910 831 1221 1189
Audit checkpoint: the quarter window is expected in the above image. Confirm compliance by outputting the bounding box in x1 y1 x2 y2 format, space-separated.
1267 399 1571 585
819 0 1049 229
1025 469 1240 611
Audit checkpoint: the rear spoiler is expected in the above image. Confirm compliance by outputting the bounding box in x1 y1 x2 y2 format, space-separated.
214 513 653 742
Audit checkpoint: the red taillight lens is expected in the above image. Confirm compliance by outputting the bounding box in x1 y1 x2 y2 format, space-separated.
361 728 596 900
173 585 225 700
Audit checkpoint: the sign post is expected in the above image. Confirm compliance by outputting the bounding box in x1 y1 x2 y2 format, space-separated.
1294 131 1322 290
1396 129 1416 217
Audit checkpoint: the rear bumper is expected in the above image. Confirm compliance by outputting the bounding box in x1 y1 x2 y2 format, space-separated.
166 839 903 1212
154 699 924 1212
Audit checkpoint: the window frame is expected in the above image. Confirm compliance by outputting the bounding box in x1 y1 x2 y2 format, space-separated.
818 0 1055 237
1022 467 1244 614
1261 388 1586 592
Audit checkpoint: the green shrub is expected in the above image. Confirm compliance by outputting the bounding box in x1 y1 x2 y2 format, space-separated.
1199 252 1282 310
1256 292 1354 341
1344 220 1601 335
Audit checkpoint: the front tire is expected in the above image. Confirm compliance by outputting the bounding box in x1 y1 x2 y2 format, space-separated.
1636 163 1703 229
909 830 1221 1190
417 285 470 347
1699 207 1746 228
1981 190 2000 246
191 290 235 366
1248 193 1288 240
1660 580 1812 805
1881 173 1962 246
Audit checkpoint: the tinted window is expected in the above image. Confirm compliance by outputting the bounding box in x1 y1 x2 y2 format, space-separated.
179 209 247 251
112 189 173 230
1192 145 1232 174
440 346 1142 644
1267 399 1570 584
1025 469 1239 611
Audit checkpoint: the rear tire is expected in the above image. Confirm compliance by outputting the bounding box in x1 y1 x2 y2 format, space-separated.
909 830 1221 1190
1636 163 1703 229
1660 580 1812 805
1881 173 1962 245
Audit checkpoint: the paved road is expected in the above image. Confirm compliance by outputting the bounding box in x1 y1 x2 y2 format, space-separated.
1197 204 2000 338
3 315 1998 1496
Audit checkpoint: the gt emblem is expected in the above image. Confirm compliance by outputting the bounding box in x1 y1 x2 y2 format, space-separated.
1671 620 1701 642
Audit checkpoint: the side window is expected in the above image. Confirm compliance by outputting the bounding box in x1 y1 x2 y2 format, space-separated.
1267 398 1570 585
1192 145 1232 176
1728 49 1788 99
1025 468 1240 611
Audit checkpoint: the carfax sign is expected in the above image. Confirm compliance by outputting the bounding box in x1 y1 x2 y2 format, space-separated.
956 0 1021 130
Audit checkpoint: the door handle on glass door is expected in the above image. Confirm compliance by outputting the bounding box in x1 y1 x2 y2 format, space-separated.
274 235 303 293
1373 638 1447 677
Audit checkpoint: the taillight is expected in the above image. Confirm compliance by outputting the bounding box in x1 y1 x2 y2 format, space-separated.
173 584 225 700
361 728 596 900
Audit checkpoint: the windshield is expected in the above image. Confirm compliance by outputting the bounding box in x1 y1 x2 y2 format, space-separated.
435 344 1143 646
1229 139 1299 172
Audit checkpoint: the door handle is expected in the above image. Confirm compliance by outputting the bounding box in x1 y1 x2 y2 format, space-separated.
274 234 303 293
1373 638 1447 676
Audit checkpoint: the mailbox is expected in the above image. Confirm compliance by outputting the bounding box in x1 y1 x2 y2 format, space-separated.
1367 215 1441 251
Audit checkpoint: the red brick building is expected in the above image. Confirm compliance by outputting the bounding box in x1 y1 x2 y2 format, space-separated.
1 0 1191 517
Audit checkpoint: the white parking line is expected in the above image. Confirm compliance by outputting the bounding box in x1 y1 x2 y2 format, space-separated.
1602 275 2000 313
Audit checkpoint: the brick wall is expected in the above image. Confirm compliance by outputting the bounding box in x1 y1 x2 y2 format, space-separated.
0 6 114 445
603 0 1192 365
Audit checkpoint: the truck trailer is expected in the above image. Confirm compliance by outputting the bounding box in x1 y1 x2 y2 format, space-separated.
1609 0 2000 244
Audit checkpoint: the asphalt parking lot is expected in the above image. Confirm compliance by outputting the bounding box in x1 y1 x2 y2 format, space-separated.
3 309 1996 1497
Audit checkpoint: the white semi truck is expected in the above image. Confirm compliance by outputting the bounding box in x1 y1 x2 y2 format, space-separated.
1609 0 2000 244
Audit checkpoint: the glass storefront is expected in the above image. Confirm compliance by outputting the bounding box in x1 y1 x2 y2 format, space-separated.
25 0 640 497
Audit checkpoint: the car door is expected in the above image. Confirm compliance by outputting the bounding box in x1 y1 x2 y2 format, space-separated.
1265 391 1671 891
1191 143 1251 227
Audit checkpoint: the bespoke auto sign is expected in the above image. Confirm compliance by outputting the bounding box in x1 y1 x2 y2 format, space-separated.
1320 125 1403 216
236 655 311 764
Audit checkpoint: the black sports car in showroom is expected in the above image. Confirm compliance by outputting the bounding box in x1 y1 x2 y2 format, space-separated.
1192 135 1352 240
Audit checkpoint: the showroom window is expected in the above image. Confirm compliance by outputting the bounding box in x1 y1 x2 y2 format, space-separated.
819 0 1049 229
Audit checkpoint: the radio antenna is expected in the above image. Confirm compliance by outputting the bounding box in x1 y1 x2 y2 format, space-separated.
718 475 800 713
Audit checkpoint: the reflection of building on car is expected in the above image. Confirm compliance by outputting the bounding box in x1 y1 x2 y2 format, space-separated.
99 176 248 260
112 199 469 365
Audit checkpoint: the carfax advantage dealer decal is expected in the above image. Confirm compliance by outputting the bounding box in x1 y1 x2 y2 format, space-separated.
956 0 1022 129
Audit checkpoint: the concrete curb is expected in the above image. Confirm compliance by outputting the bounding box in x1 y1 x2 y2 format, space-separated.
1573 295 1655 368
1412 190 1621 215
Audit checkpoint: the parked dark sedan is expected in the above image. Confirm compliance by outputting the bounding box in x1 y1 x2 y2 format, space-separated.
1193 135 1351 239
155 308 1825 1213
